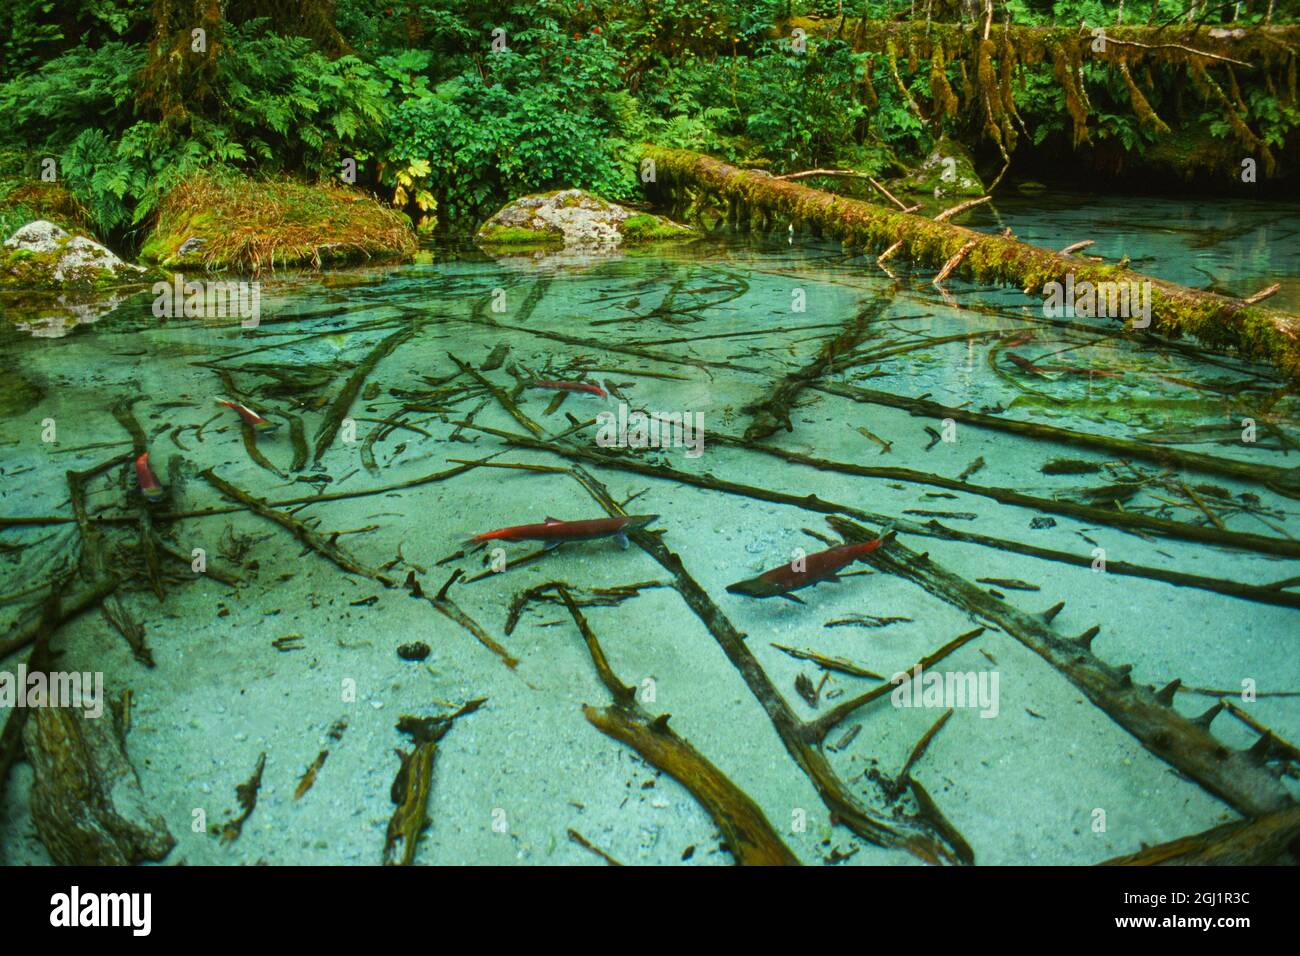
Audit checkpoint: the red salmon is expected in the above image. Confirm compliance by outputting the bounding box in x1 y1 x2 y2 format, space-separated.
217 399 278 432
529 380 608 399
726 530 896 602
470 514 657 550
135 452 165 503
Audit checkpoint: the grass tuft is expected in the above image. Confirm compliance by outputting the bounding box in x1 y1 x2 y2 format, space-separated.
141 172 417 275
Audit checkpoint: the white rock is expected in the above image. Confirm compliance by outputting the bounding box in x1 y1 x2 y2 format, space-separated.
4 220 69 253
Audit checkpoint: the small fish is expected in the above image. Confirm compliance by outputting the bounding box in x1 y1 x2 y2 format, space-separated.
528 379 608 400
217 399 278 432
726 530 896 603
469 514 658 551
957 456 985 482
1006 352 1049 376
135 452 165 503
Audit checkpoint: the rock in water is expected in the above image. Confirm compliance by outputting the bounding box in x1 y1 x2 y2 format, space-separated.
476 189 695 248
2 220 149 290
23 696 175 865
892 136 986 201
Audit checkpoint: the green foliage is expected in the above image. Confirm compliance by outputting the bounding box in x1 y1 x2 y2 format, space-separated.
0 0 1296 248
741 40 871 170
380 22 633 225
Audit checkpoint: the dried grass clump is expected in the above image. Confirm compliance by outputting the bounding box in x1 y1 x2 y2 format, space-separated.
144 172 416 275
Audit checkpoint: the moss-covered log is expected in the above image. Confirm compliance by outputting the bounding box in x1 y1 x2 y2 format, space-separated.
641 147 1300 381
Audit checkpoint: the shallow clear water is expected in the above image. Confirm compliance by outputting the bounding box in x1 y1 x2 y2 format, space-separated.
2 193 1298 865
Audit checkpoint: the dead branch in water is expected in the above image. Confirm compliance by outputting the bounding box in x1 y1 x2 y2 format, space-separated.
550 583 799 865
642 147 1300 380
1100 804 1300 865
829 515 1295 819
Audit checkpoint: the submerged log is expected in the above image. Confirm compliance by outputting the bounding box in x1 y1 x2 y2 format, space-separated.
641 147 1300 381
24 693 175 865
743 294 893 441
1100 804 1300 865
551 584 799 866
829 516 1294 819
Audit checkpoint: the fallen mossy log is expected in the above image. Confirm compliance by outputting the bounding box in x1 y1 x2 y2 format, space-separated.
1100 803 1300 866
829 516 1295 819
641 148 1300 381
550 584 799 865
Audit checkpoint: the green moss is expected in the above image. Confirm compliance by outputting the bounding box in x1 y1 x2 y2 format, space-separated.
621 213 696 241
475 224 565 248
0 180 90 241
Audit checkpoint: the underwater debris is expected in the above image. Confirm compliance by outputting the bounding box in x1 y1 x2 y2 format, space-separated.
1101 805 1300 866
481 342 510 371
771 644 883 680
567 828 623 866
642 147 1300 381
384 699 484 866
220 752 267 844
547 583 798 866
824 615 913 629
829 516 1294 818
406 569 519 669
1041 458 1104 475
469 420 1300 611
294 717 348 800
23 687 175 865
397 641 431 661
975 578 1040 592
741 294 893 442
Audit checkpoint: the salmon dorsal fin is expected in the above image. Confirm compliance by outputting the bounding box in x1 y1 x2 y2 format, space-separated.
544 516 561 524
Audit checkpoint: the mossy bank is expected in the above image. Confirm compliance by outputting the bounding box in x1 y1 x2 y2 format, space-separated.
140 174 418 275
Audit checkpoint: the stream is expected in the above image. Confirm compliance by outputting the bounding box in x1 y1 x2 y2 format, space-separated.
1 192 1298 865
